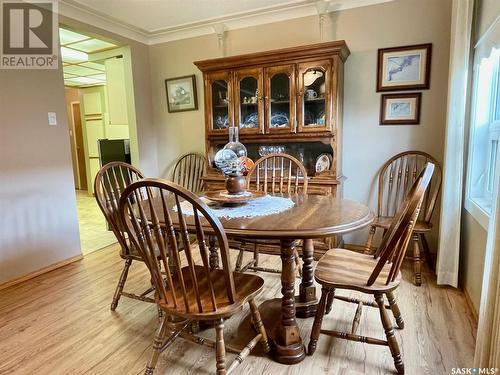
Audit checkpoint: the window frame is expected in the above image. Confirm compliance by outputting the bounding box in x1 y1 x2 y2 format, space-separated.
465 47 500 230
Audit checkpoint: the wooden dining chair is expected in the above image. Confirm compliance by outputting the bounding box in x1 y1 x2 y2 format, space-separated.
308 163 435 375
364 151 442 286
234 153 308 275
94 162 155 311
118 178 270 375
172 152 207 193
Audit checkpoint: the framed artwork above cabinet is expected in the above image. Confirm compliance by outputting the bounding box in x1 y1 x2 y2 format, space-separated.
194 40 350 199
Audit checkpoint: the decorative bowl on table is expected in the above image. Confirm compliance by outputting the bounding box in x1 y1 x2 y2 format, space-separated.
225 173 246 194
205 190 266 205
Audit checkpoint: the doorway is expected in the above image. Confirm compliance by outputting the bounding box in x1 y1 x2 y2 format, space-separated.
61 25 137 255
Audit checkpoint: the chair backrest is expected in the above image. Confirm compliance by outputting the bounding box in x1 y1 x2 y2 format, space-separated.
246 153 308 194
368 163 435 286
94 162 145 255
119 178 236 316
377 151 442 223
172 153 207 193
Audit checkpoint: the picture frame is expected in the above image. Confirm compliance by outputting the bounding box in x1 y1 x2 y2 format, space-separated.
377 44 432 92
380 93 421 125
165 74 198 113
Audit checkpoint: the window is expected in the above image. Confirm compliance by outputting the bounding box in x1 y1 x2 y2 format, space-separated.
466 47 500 228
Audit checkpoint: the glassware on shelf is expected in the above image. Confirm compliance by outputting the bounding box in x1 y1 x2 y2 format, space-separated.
258 145 285 156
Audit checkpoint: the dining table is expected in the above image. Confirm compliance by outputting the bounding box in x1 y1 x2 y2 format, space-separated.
150 192 374 364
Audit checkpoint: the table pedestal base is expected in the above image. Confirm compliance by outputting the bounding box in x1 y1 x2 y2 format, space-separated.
272 336 306 364
296 239 318 318
271 239 307 364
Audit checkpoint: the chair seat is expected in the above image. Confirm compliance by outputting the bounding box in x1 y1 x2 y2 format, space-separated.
373 216 432 233
314 248 401 293
158 265 264 320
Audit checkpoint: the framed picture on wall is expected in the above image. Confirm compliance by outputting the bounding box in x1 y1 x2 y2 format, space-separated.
380 93 421 125
165 75 198 113
377 44 432 91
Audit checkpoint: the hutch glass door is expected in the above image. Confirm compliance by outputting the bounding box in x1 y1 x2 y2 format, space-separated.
207 71 233 134
265 65 296 134
234 68 264 134
297 60 331 132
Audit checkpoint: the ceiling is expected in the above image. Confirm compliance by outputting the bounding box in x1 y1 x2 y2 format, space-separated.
59 0 393 45
60 27 119 87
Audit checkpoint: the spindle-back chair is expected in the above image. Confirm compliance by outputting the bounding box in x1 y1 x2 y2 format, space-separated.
119 179 269 375
172 153 207 193
308 163 435 375
364 151 442 285
234 153 308 275
94 162 155 310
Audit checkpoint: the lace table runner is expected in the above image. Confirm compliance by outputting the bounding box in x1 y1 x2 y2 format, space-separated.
173 195 295 219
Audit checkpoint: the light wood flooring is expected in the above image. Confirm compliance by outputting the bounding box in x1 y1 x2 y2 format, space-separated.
0 244 476 374
76 190 117 254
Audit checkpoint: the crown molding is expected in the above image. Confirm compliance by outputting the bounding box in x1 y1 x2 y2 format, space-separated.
59 0 393 46
58 0 150 44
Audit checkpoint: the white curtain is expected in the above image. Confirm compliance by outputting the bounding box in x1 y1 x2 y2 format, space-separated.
436 0 475 287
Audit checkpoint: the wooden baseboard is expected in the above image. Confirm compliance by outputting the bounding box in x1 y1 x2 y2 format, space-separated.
464 287 479 324
0 255 83 291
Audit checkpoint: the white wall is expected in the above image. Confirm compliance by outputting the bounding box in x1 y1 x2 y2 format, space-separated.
149 0 452 248
0 68 82 284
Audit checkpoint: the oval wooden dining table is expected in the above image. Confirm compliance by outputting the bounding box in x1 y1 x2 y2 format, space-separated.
149 193 374 364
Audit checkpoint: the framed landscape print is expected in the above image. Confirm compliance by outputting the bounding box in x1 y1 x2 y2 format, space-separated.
377 44 432 91
380 93 421 125
165 75 198 113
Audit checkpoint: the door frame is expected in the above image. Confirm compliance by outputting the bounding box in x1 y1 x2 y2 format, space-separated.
69 101 80 189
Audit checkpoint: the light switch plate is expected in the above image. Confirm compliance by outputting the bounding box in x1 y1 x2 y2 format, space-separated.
48 112 57 126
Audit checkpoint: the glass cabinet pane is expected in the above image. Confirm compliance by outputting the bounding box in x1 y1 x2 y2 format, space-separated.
302 68 326 127
211 79 229 130
239 76 259 130
269 73 291 130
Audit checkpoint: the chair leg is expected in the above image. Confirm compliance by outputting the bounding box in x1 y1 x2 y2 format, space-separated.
375 294 404 374
412 234 422 286
215 318 227 375
325 287 335 314
308 287 332 355
386 291 404 329
253 243 259 269
419 234 434 270
235 241 245 272
248 299 270 353
364 225 376 254
111 258 132 311
145 316 169 375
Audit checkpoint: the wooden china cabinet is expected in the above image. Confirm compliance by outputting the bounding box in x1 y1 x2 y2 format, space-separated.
194 41 350 257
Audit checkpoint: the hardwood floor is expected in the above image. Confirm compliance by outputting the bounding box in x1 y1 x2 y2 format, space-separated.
0 243 476 374
76 190 117 254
